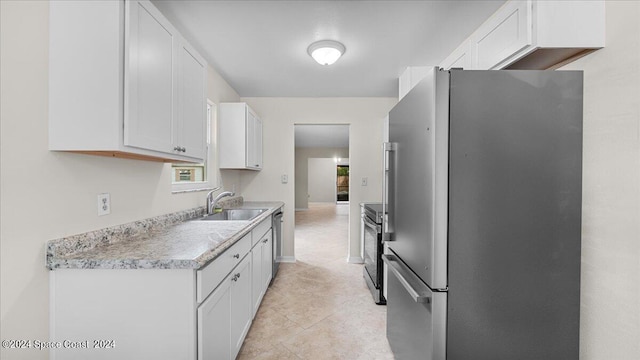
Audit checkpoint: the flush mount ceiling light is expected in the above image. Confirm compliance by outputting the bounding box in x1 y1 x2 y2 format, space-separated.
307 40 346 66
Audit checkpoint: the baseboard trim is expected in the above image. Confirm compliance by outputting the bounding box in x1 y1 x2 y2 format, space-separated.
278 256 296 263
348 256 364 264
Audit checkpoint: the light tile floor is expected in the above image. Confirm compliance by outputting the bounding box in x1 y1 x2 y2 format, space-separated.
238 202 394 359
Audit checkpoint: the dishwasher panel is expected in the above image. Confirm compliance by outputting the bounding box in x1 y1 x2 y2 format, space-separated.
271 210 283 282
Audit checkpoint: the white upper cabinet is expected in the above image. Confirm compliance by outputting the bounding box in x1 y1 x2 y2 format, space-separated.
440 41 473 71
177 41 207 159
49 0 207 163
473 0 531 70
125 0 178 154
246 111 263 170
219 103 263 170
439 0 605 71
398 66 431 100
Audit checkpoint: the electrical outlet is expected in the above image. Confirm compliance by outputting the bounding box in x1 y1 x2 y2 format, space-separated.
281 174 288 184
361 177 368 186
97 193 111 216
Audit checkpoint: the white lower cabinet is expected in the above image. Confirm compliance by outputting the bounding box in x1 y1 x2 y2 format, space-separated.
198 254 252 360
261 235 273 293
198 277 231 360
50 217 277 360
50 269 197 360
229 256 252 359
251 231 273 317
251 244 263 317
196 218 273 360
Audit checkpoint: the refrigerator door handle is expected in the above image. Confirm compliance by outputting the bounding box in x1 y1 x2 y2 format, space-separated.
382 254 431 304
382 142 397 241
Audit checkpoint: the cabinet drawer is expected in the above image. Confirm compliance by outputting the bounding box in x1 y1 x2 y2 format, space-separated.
197 233 251 303
251 216 272 247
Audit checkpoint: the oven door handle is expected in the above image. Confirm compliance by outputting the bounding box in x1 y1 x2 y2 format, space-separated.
362 214 381 232
382 254 431 304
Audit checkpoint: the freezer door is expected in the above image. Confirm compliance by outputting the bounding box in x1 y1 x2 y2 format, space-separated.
383 253 446 360
387 67 449 290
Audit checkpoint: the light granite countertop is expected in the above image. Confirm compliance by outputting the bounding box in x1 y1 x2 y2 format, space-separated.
46 201 284 270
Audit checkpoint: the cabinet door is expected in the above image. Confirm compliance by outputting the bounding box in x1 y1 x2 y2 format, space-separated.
251 232 273 318
125 0 178 154
472 0 532 69
251 244 263 318
177 40 207 160
230 256 252 359
197 276 231 360
245 111 254 168
246 110 263 170
261 233 273 291
255 117 263 169
440 41 472 70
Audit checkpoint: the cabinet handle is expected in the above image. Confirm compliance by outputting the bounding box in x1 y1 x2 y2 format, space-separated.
236 273 241 279
181 147 186 152
262 239 268 244
231 274 238 282
233 254 240 259
173 146 181 152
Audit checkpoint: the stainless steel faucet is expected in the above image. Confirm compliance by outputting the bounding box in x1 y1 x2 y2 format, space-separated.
206 190 235 214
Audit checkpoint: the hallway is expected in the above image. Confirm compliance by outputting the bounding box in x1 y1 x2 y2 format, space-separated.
238 202 393 359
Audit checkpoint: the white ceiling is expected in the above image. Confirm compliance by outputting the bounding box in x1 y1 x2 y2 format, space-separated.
152 0 506 97
295 125 349 148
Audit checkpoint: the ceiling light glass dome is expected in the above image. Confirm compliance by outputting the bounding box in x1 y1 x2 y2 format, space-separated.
307 40 346 66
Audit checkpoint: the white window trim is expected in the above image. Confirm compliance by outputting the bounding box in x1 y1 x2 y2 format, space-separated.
171 100 220 194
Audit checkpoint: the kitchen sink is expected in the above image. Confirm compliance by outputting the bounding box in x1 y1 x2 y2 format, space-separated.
198 209 267 221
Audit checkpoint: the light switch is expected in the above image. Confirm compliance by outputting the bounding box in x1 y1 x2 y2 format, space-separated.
281 174 288 184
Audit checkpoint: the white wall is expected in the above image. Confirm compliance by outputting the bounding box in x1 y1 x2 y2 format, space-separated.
238 98 397 262
295 147 349 209
0 2 240 359
558 1 640 359
307 158 337 203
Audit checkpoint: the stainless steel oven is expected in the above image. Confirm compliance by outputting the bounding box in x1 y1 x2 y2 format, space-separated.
362 203 386 305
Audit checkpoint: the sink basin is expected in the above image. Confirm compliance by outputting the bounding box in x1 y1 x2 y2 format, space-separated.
199 209 267 221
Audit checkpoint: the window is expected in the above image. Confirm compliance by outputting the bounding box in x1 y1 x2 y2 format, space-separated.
336 165 349 202
171 100 220 193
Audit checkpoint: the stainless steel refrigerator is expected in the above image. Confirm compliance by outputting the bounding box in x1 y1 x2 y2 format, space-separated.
382 68 582 360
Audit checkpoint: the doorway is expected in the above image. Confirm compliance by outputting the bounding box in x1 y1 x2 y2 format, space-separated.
294 124 349 210
294 124 350 258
